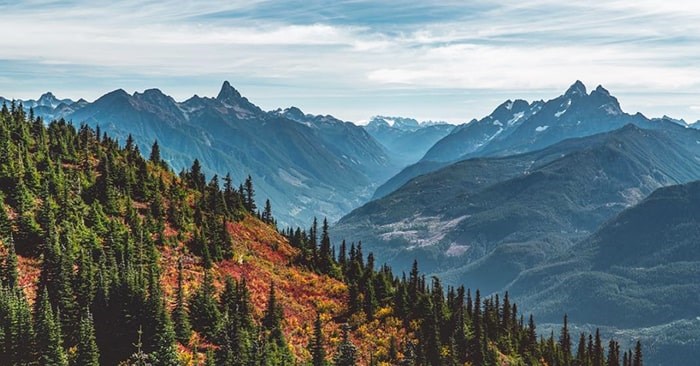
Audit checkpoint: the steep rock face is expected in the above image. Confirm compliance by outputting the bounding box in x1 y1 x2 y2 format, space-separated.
421 99 539 163
6 82 396 227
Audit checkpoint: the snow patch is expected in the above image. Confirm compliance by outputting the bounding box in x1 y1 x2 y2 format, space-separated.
601 104 621 116
554 99 571 117
535 125 549 132
508 111 525 125
493 120 503 127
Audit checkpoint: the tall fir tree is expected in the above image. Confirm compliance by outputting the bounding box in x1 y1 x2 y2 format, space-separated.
309 312 326 366
633 340 643 366
75 311 100 366
35 287 68 366
173 258 192 344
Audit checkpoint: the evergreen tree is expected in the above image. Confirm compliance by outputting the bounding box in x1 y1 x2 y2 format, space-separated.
262 199 273 224
0 193 11 237
633 340 643 366
149 140 163 167
318 218 335 275
243 175 256 212
593 329 604 366
575 332 587 366
2 236 18 288
263 282 284 341
560 314 572 366
151 299 179 366
173 258 192 344
35 288 68 366
607 339 620 366
75 311 100 366
309 312 326 366
189 159 205 191
188 270 221 341
334 324 357 366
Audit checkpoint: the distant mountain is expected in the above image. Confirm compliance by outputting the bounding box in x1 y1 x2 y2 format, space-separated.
364 116 454 166
508 180 700 365
421 99 542 162
333 123 700 293
20 91 75 109
273 107 392 178
375 81 655 199
2 82 398 226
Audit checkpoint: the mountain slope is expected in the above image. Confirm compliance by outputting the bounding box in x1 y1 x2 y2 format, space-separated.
508 180 700 365
333 124 700 293
274 107 396 179
5 82 395 227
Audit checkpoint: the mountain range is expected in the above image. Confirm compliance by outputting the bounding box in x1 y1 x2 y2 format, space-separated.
373 81 656 200
5 80 699 364
3 83 435 227
334 122 700 289
330 81 700 364
363 116 455 166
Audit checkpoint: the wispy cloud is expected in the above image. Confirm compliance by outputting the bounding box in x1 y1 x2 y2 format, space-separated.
1 0 699 122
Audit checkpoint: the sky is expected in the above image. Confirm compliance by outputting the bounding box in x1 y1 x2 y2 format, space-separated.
1 0 700 124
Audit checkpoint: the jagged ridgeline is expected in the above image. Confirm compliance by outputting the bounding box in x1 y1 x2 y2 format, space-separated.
0 102 639 365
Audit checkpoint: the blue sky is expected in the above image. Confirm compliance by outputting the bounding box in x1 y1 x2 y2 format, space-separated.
1 0 700 123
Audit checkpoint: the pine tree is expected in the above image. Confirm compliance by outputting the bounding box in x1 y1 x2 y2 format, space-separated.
263 282 284 342
243 175 256 212
189 159 205 191
2 236 18 288
123 327 152 366
318 218 335 275
560 314 572 366
35 288 68 366
151 299 179 366
149 140 163 167
607 339 620 366
575 332 587 366
0 193 11 237
205 347 216 366
593 329 604 366
188 270 221 341
262 199 273 224
309 313 326 366
173 258 192 344
75 311 100 366
633 340 642 366
334 324 357 366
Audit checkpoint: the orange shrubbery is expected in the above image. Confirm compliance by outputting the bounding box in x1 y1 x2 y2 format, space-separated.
13 214 409 364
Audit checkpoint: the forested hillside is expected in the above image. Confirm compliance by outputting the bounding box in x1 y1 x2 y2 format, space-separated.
0 102 639 365
6 82 398 228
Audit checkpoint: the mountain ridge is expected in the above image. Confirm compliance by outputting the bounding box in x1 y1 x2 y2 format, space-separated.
1 82 398 227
